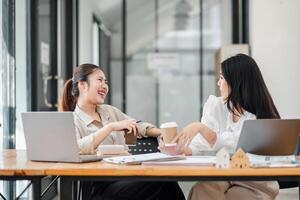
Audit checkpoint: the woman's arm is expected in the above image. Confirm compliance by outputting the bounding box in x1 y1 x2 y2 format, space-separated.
77 119 138 154
163 122 216 156
108 105 157 138
158 122 203 156
181 123 217 154
145 127 161 137
160 96 222 155
199 124 217 146
93 120 138 147
180 122 203 140
179 122 216 146
92 123 114 147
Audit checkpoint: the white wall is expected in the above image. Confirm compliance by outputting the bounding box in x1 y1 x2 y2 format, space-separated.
249 0 300 118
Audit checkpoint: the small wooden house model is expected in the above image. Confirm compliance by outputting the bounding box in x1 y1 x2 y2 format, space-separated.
216 147 230 168
230 148 250 169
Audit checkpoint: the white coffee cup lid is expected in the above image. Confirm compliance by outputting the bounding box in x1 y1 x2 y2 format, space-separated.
164 143 177 147
160 122 178 128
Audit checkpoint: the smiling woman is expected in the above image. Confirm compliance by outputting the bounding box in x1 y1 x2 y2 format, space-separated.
59 63 185 200
77 69 109 105
59 64 162 154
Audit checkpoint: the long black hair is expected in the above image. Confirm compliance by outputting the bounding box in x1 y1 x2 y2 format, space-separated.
221 54 280 119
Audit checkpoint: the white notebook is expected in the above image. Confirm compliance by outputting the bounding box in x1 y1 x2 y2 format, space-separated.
142 156 216 166
103 152 185 165
247 153 300 168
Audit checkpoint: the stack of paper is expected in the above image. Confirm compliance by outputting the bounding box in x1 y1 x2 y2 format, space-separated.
247 153 300 168
103 152 185 165
142 156 216 166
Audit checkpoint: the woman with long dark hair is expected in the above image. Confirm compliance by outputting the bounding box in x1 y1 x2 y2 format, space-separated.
160 54 280 199
60 63 185 200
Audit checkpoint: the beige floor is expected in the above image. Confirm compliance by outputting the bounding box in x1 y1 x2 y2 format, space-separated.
276 188 298 200
179 182 299 200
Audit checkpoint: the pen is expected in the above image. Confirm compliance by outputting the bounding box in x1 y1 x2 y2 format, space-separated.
123 120 141 133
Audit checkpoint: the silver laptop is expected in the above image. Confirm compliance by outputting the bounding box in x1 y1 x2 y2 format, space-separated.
21 112 102 163
236 119 300 156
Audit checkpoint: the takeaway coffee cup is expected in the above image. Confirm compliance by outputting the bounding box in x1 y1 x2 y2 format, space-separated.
160 122 178 144
124 120 141 145
124 131 137 145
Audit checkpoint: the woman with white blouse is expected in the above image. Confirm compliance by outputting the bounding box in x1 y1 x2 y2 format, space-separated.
160 54 280 200
187 94 256 155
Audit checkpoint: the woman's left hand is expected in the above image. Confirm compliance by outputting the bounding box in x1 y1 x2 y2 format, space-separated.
174 122 203 144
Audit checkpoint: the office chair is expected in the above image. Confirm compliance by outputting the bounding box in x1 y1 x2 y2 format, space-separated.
278 137 300 196
128 137 159 155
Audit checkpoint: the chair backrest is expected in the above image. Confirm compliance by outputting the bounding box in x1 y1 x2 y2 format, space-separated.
278 136 300 189
128 137 159 155
296 136 300 155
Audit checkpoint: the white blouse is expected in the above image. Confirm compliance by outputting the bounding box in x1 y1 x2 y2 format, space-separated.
189 95 256 155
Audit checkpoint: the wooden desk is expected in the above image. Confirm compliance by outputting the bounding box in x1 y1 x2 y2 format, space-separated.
0 150 52 199
1 150 300 200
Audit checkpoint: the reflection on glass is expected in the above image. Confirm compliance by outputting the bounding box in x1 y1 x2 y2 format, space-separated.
15 0 29 198
93 21 100 65
0 0 3 152
126 0 232 129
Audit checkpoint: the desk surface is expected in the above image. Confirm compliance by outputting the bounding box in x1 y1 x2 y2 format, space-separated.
2 150 300 179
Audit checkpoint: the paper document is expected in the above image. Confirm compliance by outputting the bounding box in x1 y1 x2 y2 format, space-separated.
247 153 300 168
103 152 185 165
142 156 216 166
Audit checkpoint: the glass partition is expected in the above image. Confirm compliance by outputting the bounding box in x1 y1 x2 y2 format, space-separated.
15 0 30 197
1 0 16 197
126 0 232 129
0 0 3 153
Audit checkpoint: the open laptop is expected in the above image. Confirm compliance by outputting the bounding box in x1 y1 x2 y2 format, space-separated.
236 119 300 156
21 112 102 163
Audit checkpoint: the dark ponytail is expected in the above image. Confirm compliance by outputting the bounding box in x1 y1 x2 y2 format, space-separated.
59 63 101 111
59 79 77 111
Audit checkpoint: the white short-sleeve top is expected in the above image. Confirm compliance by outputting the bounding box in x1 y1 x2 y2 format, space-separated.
189 95 256 155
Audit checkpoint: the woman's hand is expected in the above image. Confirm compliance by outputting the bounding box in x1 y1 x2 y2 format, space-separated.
157 122 201 155
172 122 203 144
158 136 190 155
109 119 138 136
178 122 216 146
